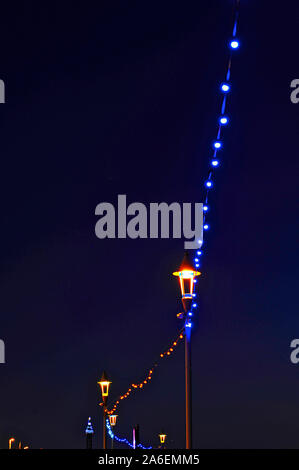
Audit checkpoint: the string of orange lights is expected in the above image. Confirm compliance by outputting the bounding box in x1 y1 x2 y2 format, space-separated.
101 328 185 415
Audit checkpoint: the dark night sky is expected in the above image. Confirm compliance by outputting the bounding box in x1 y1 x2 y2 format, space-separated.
0 0 298 449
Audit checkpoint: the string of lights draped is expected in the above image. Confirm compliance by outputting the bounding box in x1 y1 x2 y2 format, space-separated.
102 328 185 415
187 0 241 324
100 0 241 444
106 419 152 450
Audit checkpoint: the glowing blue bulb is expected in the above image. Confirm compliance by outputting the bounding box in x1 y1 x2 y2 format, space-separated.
203 205 208 212
188 312 193 316
197 250 202 255
230 39 239 49
211 160 219 167
219 116 229 125
194 258 199 262
192 303 197 308
205 180 213 188
221 83 230 93
203 224 209 230
213 141 222 149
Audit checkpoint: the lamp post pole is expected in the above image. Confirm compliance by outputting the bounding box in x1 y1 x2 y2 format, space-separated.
185 325 192 449
103 408 107 450
98 371 111 450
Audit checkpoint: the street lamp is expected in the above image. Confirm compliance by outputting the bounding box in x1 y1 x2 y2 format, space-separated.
109 414 118 449
173 251 201 449
159 431 167 448
109 414 118 427
8 438 15 449
98 371 111 450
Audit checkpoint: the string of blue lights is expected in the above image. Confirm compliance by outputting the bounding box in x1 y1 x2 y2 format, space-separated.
188 0 241 326
98 2 241 448
106 419 152 450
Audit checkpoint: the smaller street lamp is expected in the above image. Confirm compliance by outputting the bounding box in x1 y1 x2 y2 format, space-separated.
98 371 111 450
109 414 118 427
159 431 167 448
98 371 111 404
109 414 118 450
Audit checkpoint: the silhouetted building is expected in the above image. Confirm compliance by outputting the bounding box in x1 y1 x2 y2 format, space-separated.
85 417 94 449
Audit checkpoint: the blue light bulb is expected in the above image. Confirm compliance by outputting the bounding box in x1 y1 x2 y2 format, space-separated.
219 115 229 125
213 140 222 149
205 180 213 188
230 39 239 49
197 250 202 255
211 160 219 167
203 223 209 230
221 83 230 93
203 205 208 212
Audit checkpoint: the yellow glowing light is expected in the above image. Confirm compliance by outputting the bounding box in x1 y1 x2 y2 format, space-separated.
173 253 201 299
109 414 118 427
98 372 111 398
173 269 200 279
105 333 184 415
159 433 167 444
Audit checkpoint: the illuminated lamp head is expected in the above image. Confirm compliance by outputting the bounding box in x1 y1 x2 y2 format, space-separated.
98 371 111 404
159 432 167 445
109 414 118 427
173 252 201 312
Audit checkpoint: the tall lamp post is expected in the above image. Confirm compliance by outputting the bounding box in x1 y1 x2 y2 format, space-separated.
108 414 118 449
98 371 111 450
173 252 201 449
